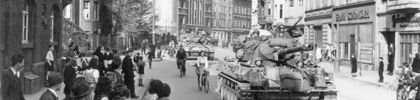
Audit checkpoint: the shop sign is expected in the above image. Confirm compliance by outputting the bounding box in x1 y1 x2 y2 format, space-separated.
397 22 420 31
395 13 420 31
333 5 375 24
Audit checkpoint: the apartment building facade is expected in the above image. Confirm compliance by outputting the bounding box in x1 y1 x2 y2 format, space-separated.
212 0 233 43
232 0 252 38
377 0 420 70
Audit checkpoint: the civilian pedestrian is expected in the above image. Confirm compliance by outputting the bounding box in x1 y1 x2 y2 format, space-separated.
45 45 55 80
412 53 420 73
315 45 322 62
93 46 106 76
121 51 138 98
136 55 146 86
147 50 154 69
388 44 395 76
94 75 113 100
143 79 163 100
39 72 63 100
1 54 25 100
378 57 384 83
64 59 77 98
66 77 95 100
351 54 358 77
156 83 171 100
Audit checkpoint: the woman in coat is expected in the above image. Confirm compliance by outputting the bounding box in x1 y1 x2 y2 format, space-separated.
351 54 358 77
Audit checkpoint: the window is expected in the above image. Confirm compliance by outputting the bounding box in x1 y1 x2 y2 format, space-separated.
83 1 90 19
50 11 54 42
22 5 29 43
289 0 294 7
300 0 303 6
94 1 99 19
279 5 283 18
268 8 271 15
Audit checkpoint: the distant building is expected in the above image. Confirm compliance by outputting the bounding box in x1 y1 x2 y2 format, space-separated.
62 0 101 51
212 0 233 44
177 0 212 36
232 0 252 39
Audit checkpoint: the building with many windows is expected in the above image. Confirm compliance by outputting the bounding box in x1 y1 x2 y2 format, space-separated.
0 0 71 94
178 0 212 35
212 0 233 44
232 0 252 38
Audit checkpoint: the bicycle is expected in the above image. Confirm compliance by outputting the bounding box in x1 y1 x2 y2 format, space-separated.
177 59 186 77
397 78 411 100
196 64 210 93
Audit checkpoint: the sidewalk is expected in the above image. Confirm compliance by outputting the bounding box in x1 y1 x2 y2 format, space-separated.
318 62 399 91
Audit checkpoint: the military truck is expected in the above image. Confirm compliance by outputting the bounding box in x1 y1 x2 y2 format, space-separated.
216 18 338 100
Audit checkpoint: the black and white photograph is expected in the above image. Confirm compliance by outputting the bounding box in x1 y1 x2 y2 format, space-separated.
0 0 420 100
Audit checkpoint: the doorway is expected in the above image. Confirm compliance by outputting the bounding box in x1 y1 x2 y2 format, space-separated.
314 26 323 47
350 35 357 57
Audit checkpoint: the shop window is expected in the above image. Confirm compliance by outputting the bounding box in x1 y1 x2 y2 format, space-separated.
22 5 29 43
340 42 349 59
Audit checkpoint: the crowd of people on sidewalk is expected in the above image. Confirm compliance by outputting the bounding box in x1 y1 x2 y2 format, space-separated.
1 43 172 100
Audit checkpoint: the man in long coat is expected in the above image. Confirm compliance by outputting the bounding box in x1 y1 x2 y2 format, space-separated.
1 54 25 100
122 51 138 98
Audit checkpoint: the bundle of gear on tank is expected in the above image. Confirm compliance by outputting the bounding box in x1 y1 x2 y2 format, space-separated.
233 17 313 67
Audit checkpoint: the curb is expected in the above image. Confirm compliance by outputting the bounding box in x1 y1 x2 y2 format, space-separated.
333 71 398 91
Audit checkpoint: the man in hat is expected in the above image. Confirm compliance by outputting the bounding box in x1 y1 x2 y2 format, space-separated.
1 54 25 100
40 72 63 100
68 77 95 100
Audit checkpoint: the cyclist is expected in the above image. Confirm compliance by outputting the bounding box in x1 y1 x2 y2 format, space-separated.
176 46 187 76
197 52 209 80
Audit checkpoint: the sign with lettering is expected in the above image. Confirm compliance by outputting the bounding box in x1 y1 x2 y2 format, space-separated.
395 13 420 31
332 5 375 24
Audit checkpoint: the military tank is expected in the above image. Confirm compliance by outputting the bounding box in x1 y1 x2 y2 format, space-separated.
216 18 338 100
180 32 216 60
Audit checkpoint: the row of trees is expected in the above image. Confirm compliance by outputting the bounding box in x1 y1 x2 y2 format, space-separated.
100 0 159 48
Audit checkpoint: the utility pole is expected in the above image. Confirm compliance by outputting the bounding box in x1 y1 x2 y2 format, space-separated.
152 0 156 45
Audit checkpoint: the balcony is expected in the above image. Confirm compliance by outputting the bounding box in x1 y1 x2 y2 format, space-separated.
387 0 420 12
178 7 188 15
